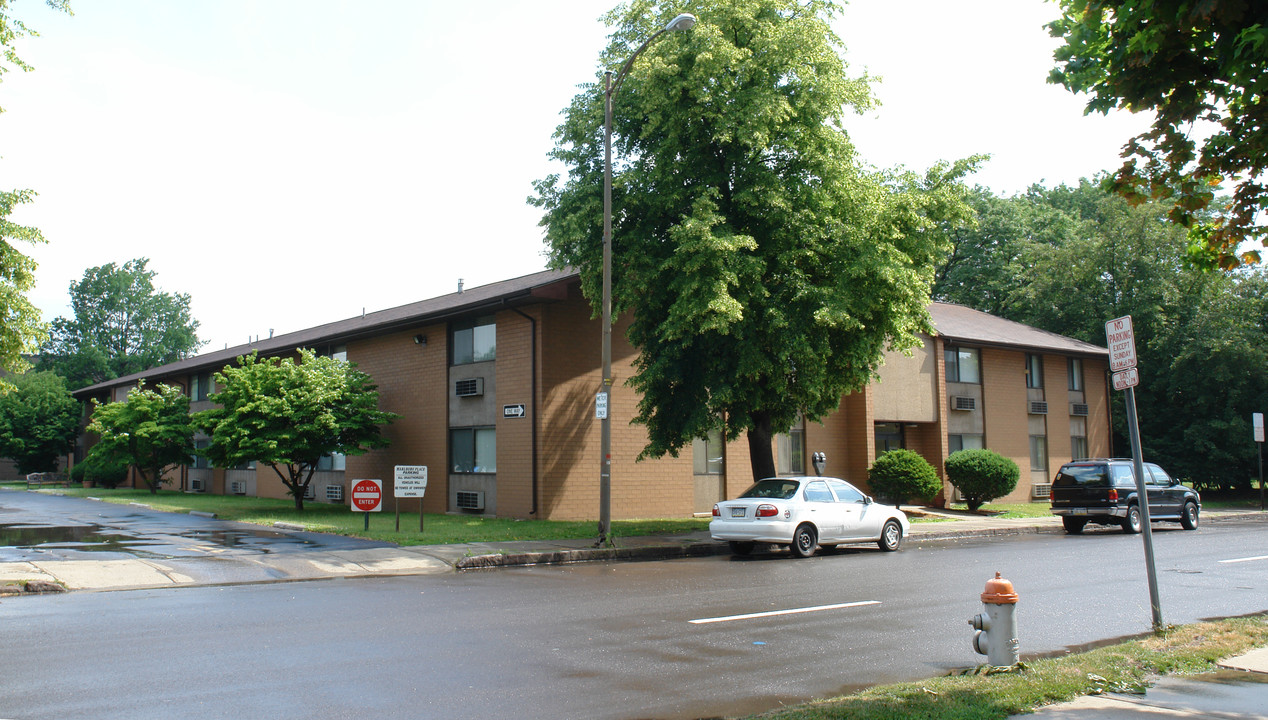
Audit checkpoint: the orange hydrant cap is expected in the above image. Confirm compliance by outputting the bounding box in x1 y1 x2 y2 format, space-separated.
981 572 1019 604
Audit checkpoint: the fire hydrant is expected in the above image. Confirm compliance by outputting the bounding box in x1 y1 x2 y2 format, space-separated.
968 572 1019 666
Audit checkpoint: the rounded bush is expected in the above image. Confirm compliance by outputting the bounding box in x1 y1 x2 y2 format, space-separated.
867 449 941 505
945 448 1020 511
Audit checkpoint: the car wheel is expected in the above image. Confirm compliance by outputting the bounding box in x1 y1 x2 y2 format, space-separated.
728 541 755 556
1122 504 1142 534
1062 516 1087 534
790 524 817 558
878 519 903 552
1180 501 1199 530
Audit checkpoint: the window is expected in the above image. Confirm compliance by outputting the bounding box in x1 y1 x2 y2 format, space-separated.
828 479 866 503
875 423 904 455
1068 357 1083 391
1071 435 1088 460
776 426 804 475
949 434 984 453
692 428 724 475
192 439 212 469
1026 354 1044 389
316 453 345 471
945 346 981 383
802 480 834 503
452 316 496 365
190 371 213 402
450 427 496 473
1029 435 1048 474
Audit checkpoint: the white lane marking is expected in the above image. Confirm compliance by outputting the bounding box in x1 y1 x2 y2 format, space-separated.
689 601 881 625
1219 555 1268 564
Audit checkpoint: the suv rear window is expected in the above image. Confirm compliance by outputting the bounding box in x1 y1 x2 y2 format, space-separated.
1053 464 1109 486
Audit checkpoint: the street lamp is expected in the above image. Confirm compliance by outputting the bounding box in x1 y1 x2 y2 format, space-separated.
598 12 696 547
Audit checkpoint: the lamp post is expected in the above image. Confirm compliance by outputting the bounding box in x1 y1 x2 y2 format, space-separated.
598 12 696 547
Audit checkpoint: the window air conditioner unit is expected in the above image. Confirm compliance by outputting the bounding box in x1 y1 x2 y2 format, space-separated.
1070 403 1089 417
1032 483 1052 499
325 485 344 502
455 377 485 397
456 490 485 511
1029 401 1049 415
951 396 976 411
230 481 247 495
304 484 316 500
189 478 205 493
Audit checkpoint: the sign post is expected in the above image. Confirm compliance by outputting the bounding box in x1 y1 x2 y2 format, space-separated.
351 478 383 531
1106 315 1163 631
394 465 428 532
1255 414 1264 511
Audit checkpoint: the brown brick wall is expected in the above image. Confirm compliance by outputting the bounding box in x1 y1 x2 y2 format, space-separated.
980 346 1032 501
495 308 537 517
345 324 449 514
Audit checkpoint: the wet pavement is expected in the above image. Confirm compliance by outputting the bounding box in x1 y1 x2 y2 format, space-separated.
3 488 1268 718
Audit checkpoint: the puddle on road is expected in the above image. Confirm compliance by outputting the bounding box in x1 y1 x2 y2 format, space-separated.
0 523 317 555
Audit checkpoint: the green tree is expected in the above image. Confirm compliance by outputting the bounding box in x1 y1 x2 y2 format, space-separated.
0 370 80 474
531 0 978 481
195 350 397 511
1048 0 1268 269
0 189 47 384
1 1 73 384
86 382 194 494
42 258 203 389
945 449 1019 512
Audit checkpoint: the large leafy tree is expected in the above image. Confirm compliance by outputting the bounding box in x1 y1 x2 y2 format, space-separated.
195 350 397 511
531 0 978 480
86 382 194 494
0 370 80 474
1048 0 1268 269
937 179 1268 491
1 0 73 385
42 258 203 389
0 189 46 384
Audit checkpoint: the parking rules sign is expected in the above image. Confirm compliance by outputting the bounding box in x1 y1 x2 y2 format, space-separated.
351 478 383 512
394 465 428 498
1106 315 1137 372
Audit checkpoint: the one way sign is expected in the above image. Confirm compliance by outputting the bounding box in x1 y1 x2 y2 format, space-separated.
503 404 526 419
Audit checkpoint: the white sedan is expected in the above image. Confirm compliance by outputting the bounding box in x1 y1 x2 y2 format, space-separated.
710 477 910 558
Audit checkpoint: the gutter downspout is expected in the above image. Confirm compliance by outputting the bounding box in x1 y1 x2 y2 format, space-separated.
506 303 539 516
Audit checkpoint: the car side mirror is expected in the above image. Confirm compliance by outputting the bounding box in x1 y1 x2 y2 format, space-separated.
863 496 873 505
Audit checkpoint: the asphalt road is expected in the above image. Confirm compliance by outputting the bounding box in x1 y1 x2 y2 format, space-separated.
1 518 1264 720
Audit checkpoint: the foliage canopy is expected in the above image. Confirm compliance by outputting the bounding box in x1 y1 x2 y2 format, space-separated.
86 382 194 494
531 0 978 480
195 350 397 511
944 448 1020 512
867 449 941 504
0 370 80 474
1048 0 1268 269
42 258 203 389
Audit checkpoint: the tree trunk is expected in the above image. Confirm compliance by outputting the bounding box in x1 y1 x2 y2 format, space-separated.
746 412 777 483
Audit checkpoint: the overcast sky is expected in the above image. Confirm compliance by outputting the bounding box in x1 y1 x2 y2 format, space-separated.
2 0 1151 354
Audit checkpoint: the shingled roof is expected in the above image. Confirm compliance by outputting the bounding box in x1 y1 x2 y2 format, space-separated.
72 269 1104 397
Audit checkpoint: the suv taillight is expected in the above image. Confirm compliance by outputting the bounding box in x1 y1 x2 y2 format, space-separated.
712 504 720 517
1108 488 1118 502
756 504 779 518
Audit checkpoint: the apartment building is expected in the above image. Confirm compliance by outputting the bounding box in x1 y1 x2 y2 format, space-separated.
72 268 1110 518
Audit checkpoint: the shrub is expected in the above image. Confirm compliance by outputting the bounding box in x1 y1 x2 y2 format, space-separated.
945 449 1020 511
868 449 941 505
70 454 131 489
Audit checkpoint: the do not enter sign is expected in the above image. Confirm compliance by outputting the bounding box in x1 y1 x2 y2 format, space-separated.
351 478 383 512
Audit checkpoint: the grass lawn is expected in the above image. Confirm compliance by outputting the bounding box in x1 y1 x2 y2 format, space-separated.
750 615 1268 720
10 485 709 546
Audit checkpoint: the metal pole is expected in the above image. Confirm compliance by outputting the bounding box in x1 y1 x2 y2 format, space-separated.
1125 386 1164 631
1259 439 1264 512
599 70 614 547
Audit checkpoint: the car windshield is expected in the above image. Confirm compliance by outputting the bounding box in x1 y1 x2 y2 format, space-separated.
1054 464 1109 486
739 479 801 500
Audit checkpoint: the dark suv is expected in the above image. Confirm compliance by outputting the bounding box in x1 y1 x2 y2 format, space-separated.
1050 458 1201 534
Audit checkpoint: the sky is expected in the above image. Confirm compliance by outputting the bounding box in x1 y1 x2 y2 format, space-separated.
1 0 1153 355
